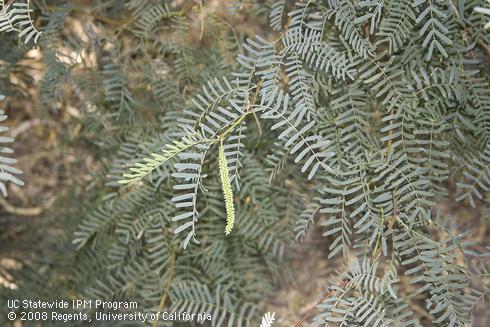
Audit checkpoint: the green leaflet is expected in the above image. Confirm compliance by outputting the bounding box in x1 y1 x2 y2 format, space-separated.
0 94 24 197
219 140 235 235
119 134 204 186
0 0 43 44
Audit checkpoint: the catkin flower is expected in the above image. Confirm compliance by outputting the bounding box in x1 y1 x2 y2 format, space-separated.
218 141 235 235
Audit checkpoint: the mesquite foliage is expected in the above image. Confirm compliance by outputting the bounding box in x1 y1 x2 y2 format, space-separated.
1 0 490 326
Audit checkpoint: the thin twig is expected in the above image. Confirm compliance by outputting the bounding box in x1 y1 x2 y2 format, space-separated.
294 278 350 327
294 287 336 327
152 246 176 327
0 195 55 216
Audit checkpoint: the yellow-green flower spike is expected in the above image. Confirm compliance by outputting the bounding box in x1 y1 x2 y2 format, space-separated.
218 141 235 235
